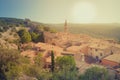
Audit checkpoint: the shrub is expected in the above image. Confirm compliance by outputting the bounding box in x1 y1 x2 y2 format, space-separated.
50 28 57 33
18 29 31 43
79 66 109 80
30 32 40 42
56 56 76 69
0 48 21 80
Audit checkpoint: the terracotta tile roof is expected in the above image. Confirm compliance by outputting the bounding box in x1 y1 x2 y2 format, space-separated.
104 54 120 63
46 57 51 63
67 45 88 53
89 43 110 50
61 51 75 55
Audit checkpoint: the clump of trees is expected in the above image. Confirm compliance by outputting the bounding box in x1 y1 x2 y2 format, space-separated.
56 56 76 69
18 29 31 43
17 25 56 43
53 55 78 80
30 32 44 43
18 29 45 43
0 18 57 44
30 32 40 42
79 66 109 80
0 18 25 32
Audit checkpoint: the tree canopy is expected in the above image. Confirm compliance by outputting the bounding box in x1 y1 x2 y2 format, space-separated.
56 56 76 69
79 66 109 80
18 29 31 43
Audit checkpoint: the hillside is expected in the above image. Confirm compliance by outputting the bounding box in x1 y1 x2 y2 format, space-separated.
46 23 120 41
1 17 120 41
0 18 120 80
0 17 56 49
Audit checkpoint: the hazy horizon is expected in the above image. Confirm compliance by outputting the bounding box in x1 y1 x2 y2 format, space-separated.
1 17 120 25
0 0 120 23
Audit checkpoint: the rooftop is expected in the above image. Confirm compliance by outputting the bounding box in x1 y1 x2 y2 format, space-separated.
89 43 110 50
67 45 88 52
103 54 120 63
61 51 75 56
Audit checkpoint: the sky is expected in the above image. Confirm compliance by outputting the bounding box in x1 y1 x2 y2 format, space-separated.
0 0 120 23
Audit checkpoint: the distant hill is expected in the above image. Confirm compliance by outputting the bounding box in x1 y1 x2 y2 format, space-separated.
0 17 56 49
46 23 120 41
0 17 48 32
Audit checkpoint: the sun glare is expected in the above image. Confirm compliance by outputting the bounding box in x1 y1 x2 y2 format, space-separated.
72 2 96 23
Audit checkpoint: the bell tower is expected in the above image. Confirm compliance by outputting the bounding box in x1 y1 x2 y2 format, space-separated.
64 20 68 32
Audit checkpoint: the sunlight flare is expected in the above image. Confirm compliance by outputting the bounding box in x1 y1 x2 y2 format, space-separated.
72 1 97 23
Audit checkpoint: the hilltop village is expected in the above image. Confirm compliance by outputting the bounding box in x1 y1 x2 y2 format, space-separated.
1 18 120 79
20 20 120 77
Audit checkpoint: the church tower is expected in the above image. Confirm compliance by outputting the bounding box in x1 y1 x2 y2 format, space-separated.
64 20 68 32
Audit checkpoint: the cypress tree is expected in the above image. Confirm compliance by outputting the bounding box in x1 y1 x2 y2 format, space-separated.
51 50 54 72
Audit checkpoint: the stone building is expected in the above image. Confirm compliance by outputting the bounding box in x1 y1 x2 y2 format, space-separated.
101 54 120 67
66 44 89 54
87 43 112 61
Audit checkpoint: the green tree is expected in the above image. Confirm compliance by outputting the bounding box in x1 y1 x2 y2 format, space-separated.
56 56 76 69
18 29 31 43
51 50 55 72
79 66 109 80
30 32 40 42
54 56 77 80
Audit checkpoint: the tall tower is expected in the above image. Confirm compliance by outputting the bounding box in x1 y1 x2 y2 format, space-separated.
64 20 68 32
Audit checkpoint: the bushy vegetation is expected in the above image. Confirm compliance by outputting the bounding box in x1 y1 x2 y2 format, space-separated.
0 17 57 45
53 55 78 80
17 29 45 43
0 48 21 80
18 29 31 43
79 66 109 80
0 17 117 80
30 32 40 42
17 25 56 43
0 18 25 32
0 48 117 80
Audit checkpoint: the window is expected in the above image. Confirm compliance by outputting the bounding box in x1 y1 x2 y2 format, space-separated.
96 56 99 61
100 53 102 56
110 51 113 55
90 53 92 56
95 49 98 51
